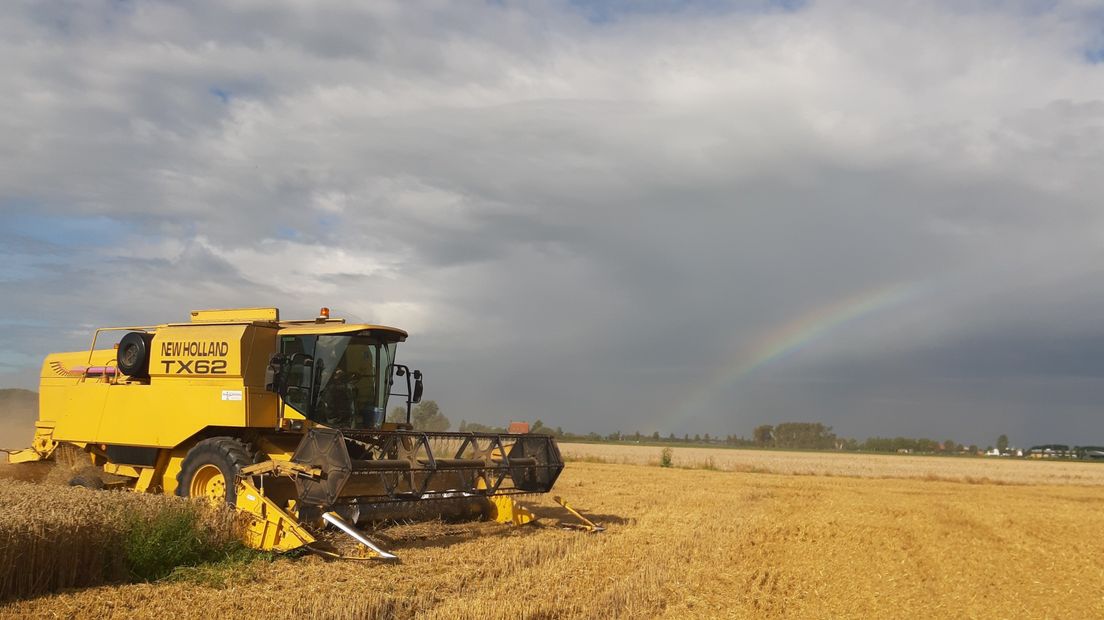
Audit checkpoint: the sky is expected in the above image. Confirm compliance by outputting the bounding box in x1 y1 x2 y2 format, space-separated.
2 0 1104 447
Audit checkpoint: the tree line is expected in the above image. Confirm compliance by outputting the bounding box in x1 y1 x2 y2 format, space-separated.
460 420 760 446
396 404 1007 455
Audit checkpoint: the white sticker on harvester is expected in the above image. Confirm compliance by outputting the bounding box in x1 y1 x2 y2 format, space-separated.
221 390 243 401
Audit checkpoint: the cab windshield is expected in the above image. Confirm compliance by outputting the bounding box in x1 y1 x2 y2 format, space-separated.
280 332 398 428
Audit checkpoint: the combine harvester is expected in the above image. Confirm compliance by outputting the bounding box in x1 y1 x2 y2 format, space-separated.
10 307 599 559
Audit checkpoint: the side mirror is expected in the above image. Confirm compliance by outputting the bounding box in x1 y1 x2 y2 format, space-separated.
411 370 423 403
265 354 289 395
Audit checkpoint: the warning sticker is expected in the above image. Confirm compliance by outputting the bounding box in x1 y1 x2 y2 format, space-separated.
221 390 243 401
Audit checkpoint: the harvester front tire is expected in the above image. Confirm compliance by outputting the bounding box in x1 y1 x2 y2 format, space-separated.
176 437 252 505
68 472 105 490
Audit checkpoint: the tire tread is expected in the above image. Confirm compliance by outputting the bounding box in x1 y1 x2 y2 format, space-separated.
175 436 253 503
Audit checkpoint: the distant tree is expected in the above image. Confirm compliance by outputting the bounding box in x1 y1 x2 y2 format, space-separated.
997 434 1009 452
683 433 689 442
753 425 774 447
772 422 836 450
915 438 939 453
652 431 660 441
694 434 701 443
968 444 978 454
463 421 506 433
862 437 893 452
668 433 677 442
892 436 912 452
411 400 450 431
943 440 957 453
388 406 407 424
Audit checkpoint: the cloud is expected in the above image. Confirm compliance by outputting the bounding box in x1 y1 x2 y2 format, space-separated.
2 0 1104 445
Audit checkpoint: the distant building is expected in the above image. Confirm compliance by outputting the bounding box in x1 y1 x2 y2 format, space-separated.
1026 445 1073 459
1025 445 1104 460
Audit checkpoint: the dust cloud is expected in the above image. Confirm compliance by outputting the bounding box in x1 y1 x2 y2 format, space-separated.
0 389 38 458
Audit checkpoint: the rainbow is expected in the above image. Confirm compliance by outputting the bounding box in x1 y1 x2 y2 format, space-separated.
729 283 916 379
666 282 920 427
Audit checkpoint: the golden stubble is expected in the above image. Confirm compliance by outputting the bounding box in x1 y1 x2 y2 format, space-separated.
559 442 1104 485
2 453 1103 619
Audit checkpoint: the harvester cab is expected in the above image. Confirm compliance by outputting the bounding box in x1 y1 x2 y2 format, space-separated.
264 319 422 430
10 307 591 559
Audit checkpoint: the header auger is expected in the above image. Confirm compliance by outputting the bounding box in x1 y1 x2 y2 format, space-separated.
10 307 593 559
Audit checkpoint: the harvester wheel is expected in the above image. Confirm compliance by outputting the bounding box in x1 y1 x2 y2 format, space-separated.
68 472 105 490
176 437 252 505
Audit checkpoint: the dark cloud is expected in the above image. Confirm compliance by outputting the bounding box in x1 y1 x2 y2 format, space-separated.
2 0 1104 446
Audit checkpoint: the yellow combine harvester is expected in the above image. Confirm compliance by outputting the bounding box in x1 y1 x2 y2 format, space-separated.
10 307 576 558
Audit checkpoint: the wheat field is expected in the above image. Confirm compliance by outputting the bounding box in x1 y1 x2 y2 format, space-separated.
2 450 1103 619
0 473 239 602
559 442 1104 485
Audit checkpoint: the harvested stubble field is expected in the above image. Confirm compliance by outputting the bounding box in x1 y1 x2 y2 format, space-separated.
3 452 1104 619
559 442 1104 485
